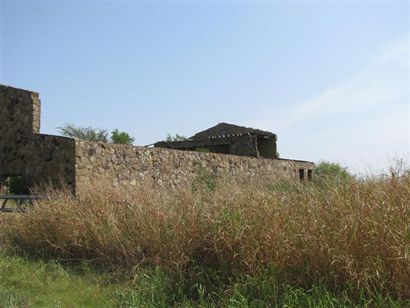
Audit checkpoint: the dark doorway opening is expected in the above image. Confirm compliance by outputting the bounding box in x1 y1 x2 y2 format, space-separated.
299 169 305 181
257 137 276 159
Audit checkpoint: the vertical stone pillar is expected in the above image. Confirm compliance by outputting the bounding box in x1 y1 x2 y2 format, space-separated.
0 85 41 177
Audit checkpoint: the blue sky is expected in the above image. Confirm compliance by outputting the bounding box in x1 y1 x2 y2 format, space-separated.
1 0 409 173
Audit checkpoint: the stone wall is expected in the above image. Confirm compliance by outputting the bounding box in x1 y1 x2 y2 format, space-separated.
1 84 314 196
27 134 76 191
0 85 40 177
0 85 76 192
155 134 278 159
75 140 314 195
155 134 259 157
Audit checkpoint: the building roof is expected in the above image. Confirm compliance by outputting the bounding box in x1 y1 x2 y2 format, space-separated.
190 122 276 140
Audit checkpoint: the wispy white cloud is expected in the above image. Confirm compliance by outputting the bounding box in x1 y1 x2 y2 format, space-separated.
249 36 409 172
252 36 409 132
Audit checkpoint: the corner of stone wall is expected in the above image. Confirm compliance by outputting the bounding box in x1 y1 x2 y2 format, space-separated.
1 85 42 178
31 92 41 134
27 134 77 194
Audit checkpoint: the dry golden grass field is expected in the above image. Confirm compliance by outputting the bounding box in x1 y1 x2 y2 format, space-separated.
1 167 409 306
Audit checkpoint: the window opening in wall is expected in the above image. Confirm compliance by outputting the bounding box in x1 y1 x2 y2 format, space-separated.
299 169 305 181
307 169 313 181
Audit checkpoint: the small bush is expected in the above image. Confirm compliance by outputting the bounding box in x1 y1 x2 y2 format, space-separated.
111 129 134 145
191 167 217 193
165 134 187 142
0 176 29 194
0 177 8 193
10 176 30 194
314 160 353 183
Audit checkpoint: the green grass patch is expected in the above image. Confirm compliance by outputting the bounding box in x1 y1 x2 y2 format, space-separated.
0 255 119 307
0 254 407 307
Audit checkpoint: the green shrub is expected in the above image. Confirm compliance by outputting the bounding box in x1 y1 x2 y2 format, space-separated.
314 160 353 183
0 176 29 194
111 129 134 145
9 176 29 194
0 177 7 192
191 167 217 193
166 133 187 142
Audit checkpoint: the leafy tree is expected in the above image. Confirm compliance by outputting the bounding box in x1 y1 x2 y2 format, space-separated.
314 161 353 183
166 133 187 142
58 124 134 145
111 129 134 145
58 124 108 142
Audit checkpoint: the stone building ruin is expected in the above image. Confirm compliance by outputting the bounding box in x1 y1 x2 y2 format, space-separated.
155 122 278 159
0 84 314 195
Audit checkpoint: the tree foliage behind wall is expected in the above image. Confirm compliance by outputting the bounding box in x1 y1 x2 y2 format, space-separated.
111 129 134 145
58 124 134 145
314 161 353 183
58 124 109 142
166 134 187 142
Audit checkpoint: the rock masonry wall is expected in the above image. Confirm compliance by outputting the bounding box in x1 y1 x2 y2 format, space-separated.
0 85 76 192
1 84 313 196
155 134 259 158
0 85 40 177
75 140 314 195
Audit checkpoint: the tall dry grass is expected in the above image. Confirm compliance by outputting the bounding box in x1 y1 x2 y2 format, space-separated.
1 171 409 299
